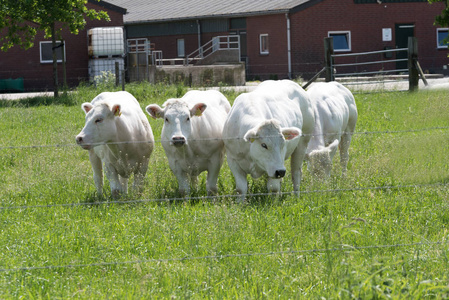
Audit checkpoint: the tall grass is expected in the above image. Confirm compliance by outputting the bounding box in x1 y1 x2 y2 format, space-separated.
0 83 448 298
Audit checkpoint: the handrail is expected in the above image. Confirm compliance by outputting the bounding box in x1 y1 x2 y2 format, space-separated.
185 35 240 65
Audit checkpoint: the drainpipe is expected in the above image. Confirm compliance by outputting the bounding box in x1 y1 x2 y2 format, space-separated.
286 13 292 79
197 20 202 58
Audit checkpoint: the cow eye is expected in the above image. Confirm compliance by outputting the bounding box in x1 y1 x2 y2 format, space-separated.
261 143 268 149
186 117 190 122
165 118 169 123
95 118 103 124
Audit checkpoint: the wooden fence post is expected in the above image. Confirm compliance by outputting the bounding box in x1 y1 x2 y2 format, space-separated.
408 37 419 92
324 37 334 82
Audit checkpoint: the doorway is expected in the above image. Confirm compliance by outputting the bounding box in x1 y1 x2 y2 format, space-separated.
395 23 414 70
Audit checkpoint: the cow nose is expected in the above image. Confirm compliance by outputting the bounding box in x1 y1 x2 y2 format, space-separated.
172 136 186 146
274 169 286 178
76 136 83 144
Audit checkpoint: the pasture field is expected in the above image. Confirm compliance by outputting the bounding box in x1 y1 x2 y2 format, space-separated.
0 82 449 298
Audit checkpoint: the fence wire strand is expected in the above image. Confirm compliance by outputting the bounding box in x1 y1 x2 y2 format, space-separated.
0 182 446 211
1 126 448 151
0 240 446 273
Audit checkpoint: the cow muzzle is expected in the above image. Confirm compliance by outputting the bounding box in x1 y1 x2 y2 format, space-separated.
76 135 92 150
171 136 186 147
274 169 286 178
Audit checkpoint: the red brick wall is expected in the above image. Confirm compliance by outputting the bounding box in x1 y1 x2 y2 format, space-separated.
290 0 448 79
0 2 124 91
246 14 288 80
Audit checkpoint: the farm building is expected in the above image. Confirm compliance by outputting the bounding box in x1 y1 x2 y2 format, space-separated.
0 0 126 92
108 0 449 81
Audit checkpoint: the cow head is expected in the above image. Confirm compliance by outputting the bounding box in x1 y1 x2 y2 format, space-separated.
76 101 121 150
146 99 206 147
306 139 339 179
244 119 301 178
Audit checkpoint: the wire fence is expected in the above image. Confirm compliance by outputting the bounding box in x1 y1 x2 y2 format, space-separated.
1 124 448 274
1 126 448 151
1 240 446 273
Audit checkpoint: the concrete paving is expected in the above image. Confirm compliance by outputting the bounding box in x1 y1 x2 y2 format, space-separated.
1 77 448 100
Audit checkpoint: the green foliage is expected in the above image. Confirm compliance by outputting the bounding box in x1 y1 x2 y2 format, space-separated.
429 0 449 27
0 84 449 298
0 0 110 51
429 0 449 46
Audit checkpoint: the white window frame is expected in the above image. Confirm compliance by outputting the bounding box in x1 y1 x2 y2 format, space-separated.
328 31 351 52
39 41 66 64
437 28 449 49
177 38 185 57
259 34 269 55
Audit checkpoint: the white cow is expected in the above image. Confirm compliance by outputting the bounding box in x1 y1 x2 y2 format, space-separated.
223 80 315 199
76 91 154 197
305 81 358 178
146 90 231 196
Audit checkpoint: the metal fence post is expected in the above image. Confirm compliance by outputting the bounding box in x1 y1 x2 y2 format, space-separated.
115 61 120 87
408 37 419 92
324 37 334 82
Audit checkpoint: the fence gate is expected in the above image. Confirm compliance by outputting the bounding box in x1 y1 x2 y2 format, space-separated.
304 37 427 91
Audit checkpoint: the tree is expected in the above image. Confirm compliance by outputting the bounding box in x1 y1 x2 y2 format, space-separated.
0 0 110 97
429 0 449 27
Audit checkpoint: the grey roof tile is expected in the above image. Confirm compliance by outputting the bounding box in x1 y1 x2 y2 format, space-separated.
105 0 312 23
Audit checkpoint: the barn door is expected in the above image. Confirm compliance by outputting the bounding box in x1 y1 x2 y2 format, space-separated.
395 24 415 71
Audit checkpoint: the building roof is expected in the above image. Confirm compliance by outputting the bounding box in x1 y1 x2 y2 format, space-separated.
89 0 127 15
105 0 319 24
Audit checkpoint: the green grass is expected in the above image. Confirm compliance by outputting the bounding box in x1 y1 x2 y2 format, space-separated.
1 83 449 298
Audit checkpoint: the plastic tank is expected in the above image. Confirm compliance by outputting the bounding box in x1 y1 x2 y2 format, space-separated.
88 27 124 57
88 58 124 82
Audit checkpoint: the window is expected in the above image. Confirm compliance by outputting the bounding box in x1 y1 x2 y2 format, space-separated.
177 39 185 57
328 31 351 52
437 28 449 49
260 34 269 55
40 41 65 63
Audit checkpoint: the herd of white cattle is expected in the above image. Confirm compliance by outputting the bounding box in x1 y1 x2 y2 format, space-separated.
75 80 358 200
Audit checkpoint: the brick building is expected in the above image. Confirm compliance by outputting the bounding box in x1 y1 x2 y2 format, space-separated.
0 0 126 92
109 0 448 80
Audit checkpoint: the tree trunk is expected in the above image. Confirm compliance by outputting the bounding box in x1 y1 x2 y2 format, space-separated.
51 23 59 98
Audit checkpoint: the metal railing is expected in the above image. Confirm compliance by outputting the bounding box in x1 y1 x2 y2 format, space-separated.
331 48 409 78
185 35 240 65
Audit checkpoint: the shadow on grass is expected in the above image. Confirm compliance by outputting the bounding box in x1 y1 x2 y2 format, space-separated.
0 93 77 108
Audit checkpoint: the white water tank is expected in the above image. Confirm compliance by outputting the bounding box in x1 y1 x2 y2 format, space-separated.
88 27 124 57
89 58 124 82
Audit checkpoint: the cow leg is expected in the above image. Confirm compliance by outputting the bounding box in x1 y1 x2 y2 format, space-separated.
206 152 223 195
290 140 308 196
227 156 248 202
339 133 352 176
104 163 123 198
175 171 190 196
88 150 103 195
119 176 128 194
190 175 199 191
133 158 149 193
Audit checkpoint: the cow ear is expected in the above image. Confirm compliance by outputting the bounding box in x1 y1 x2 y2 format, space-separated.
281 127 302 140
112 104 122 117
81 103 93 114
243 128 259 143
146 104 164 119
190 103 207 117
